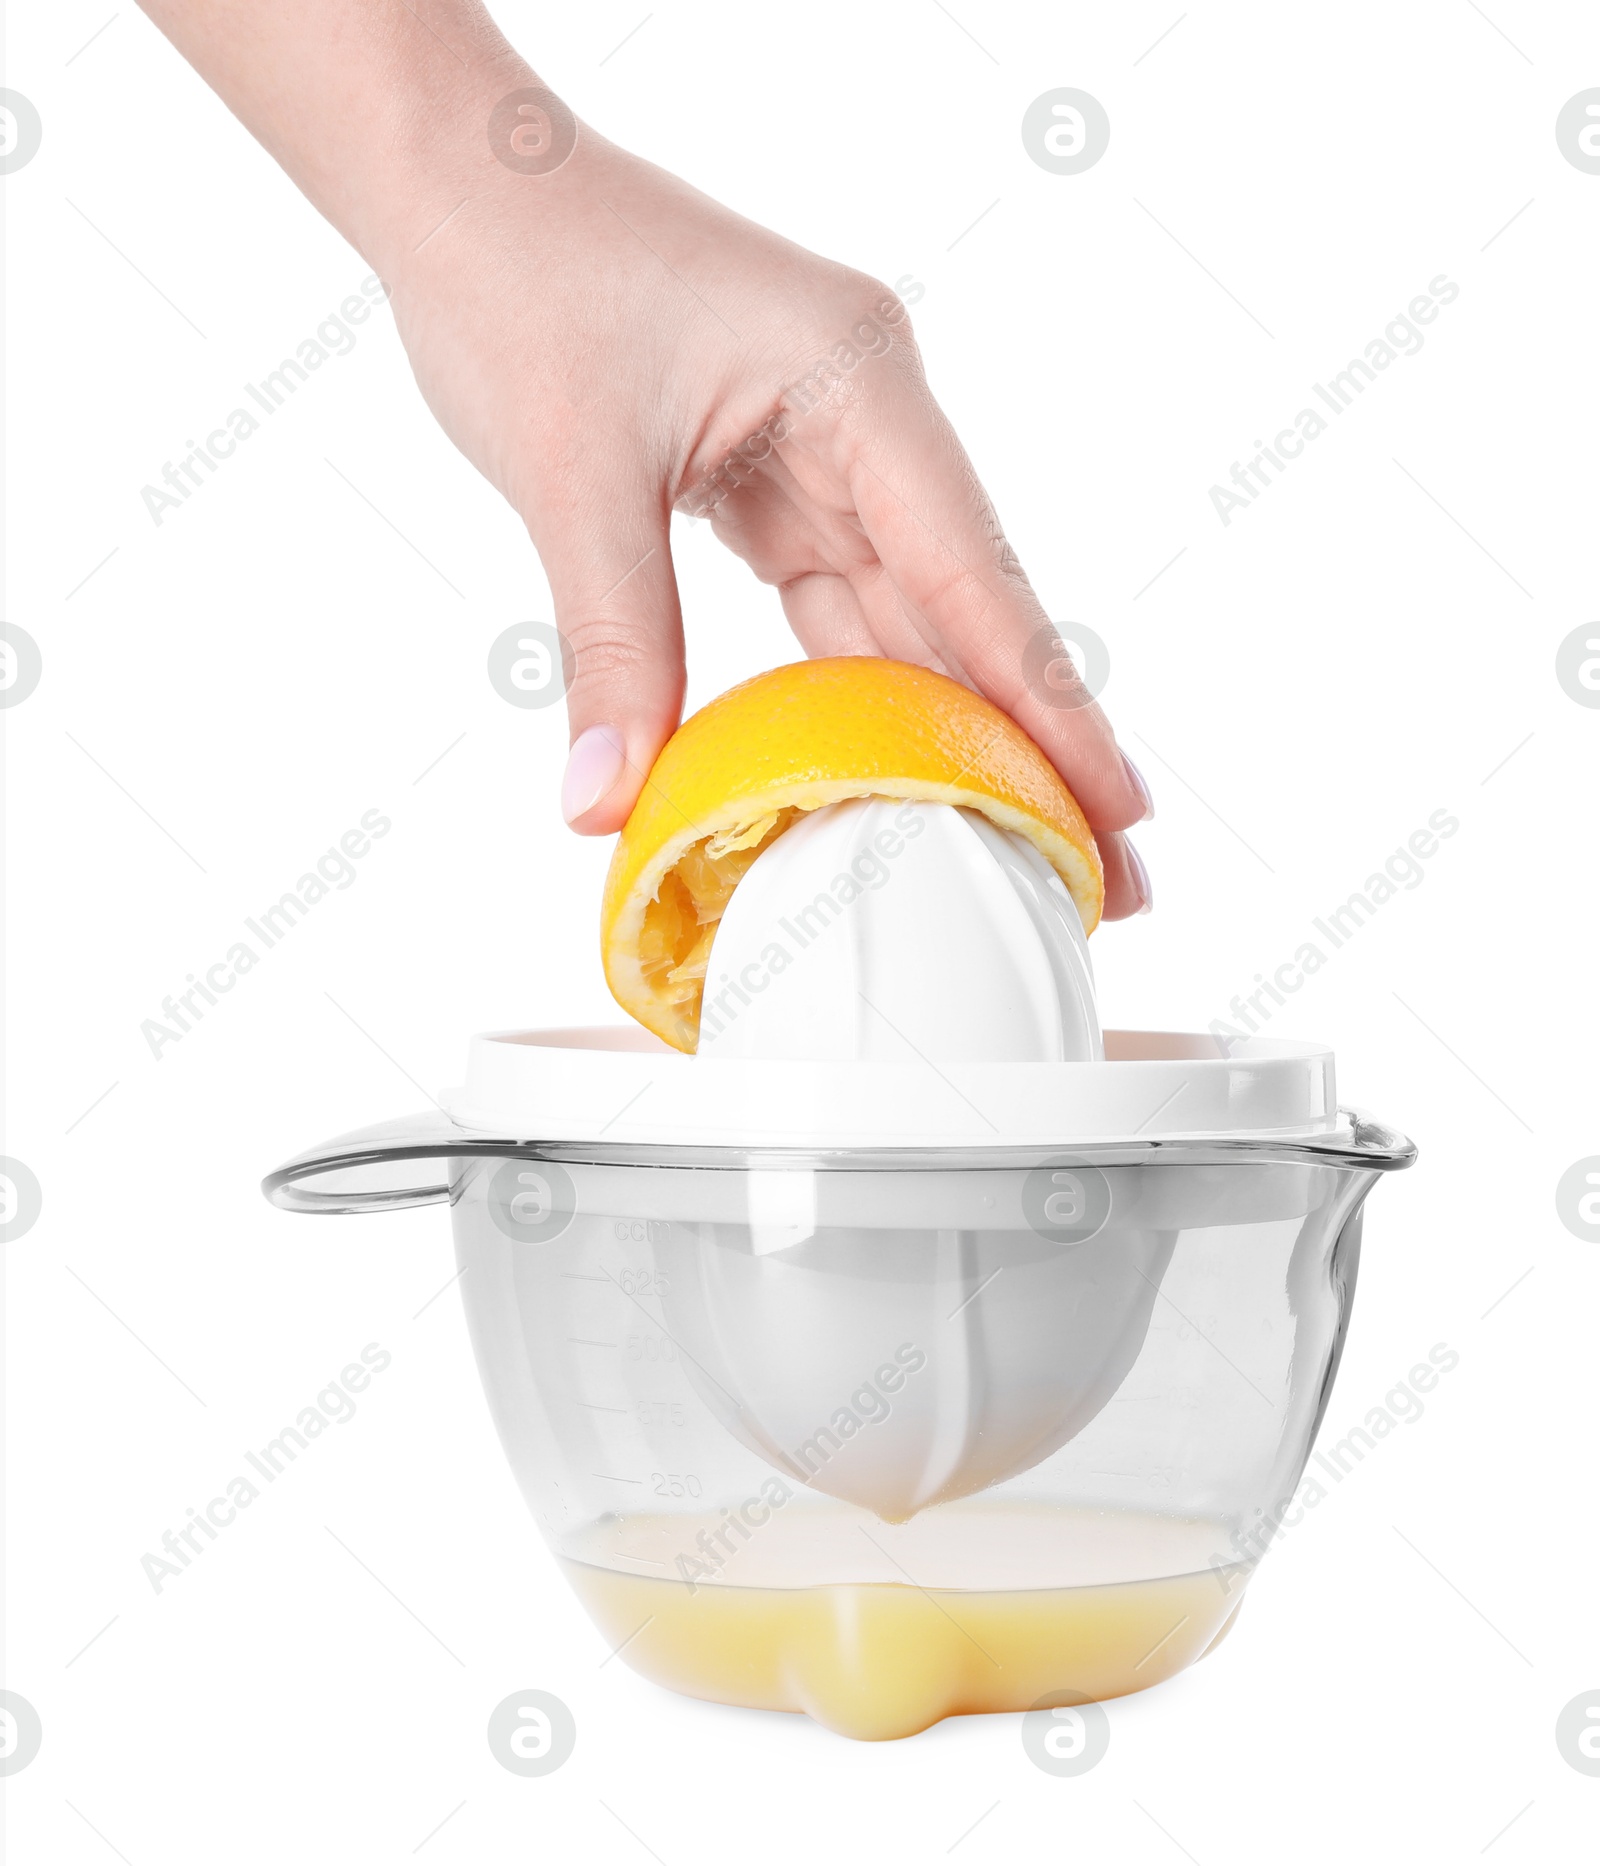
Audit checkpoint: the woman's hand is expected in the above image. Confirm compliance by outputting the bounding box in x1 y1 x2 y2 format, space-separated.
139 2 1153 913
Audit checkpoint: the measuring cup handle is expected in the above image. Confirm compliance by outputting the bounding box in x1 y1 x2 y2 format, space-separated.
262 1111 503 1214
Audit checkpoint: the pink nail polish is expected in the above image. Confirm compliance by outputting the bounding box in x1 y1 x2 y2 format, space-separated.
561 724 627 824
1126 838 1153 914
1121 750 1154 822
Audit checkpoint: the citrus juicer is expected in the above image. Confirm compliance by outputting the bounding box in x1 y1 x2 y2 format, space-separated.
264 799 1415 1740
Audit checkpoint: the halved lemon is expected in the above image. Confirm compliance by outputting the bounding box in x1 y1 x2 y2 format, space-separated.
601 657 1102 1051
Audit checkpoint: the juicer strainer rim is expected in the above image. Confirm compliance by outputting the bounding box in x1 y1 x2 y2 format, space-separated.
262 1106 1414 1214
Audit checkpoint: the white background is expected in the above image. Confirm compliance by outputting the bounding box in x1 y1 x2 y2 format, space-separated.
6 0 1599 1859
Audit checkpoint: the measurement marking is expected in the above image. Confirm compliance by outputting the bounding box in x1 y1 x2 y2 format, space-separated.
566 1337 618 1348
600 1265 747 1413
1129 1264 1276 1407
592 1472 644 1484
615 1552 669 1568
599 1615 656 1667
1133 1614 1190 1670
578 1401 630 1414
560 1271 611 1282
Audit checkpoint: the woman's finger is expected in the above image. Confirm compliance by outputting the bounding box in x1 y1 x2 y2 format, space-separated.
1098 829 1152 920
831 375 1152 837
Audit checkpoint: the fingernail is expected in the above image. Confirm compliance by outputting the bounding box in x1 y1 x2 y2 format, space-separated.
561 724 627 824
1127 837 1154 914
1121 750 1154 821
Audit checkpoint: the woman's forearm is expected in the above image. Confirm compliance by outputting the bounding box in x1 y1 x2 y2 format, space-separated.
137 0 528 276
